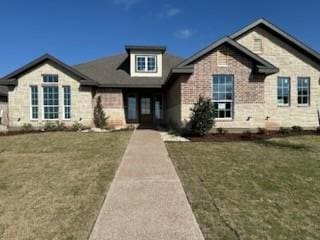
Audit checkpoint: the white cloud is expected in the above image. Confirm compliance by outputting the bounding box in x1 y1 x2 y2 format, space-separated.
113 0 139 9
165 7 181 17
176 29 193 39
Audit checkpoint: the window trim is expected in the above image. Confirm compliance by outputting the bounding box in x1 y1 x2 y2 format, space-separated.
42 85 59 120
30 85 39 120
277 76 291 107
63 86 71 120
135 55 158 73
212 74 234 120
297 77 310 106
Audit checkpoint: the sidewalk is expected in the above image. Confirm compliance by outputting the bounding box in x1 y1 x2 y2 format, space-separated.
89 129 204 240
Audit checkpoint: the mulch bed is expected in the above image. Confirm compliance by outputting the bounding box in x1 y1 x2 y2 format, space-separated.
187 130 319 142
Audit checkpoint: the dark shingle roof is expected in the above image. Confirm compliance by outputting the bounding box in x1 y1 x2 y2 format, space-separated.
0 86 8 97
73 53 183 88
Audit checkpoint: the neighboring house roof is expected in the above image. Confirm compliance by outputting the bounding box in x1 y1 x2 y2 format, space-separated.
230 18 320 65
174 36 279 74
125 45 166 53
0 54 98 86
0 86 8 97
73 53 183 88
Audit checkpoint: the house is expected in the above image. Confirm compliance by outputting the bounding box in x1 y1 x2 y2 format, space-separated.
0 18 319 131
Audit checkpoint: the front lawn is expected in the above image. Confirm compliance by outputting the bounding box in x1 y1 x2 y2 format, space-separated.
0 131 131 240
167 136 320 240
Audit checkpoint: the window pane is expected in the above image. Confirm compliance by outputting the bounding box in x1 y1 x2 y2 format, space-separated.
63 86 71 119
141 97 151 114
147 56 156 71
277 77 290 105
43 86 59 119
136 57 145 71
154 96 163 120
43 74 58 83
128 96 137 120
297 78 309 105
31 86 38 119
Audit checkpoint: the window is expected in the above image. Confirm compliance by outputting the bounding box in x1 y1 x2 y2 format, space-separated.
43 86 59 119
213 75 234 119
136 55 157 72
217 51 227 67
154 95 163 120
140 97 151 114
297 77 310 105
277 77 290 105
43 74 58 83
127 95 137 120
253 38 263 52
63 86 71 119
30 86 39 119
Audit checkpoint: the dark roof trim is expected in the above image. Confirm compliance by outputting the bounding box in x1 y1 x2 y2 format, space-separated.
230 18 320 64
98 83 162 88
0 54 99 86
176 36 279 74
125 45 166 53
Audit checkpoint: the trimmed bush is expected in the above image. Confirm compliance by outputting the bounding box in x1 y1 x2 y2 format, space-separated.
279 127 291 135
188 96 215 136
22 123 33 132
94 96 108 129
316 127 320 134
241 130 253 139
291 126 303 132
43 121 57 131
257 127 266 135
72 121 85 131
217 127 227 135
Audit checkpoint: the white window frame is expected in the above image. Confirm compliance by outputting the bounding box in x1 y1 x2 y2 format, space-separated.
212 74 234 120
297 77 310 106
135 55 157 73
277 77 290 106
63 86 71 120
30 85 39 120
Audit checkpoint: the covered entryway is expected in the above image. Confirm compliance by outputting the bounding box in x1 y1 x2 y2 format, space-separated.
124 89 164 126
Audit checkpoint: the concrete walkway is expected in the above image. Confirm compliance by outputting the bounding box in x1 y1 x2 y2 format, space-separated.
89 129 204 240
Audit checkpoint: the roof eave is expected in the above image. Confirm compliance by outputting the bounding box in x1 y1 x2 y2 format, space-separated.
0 79 18 86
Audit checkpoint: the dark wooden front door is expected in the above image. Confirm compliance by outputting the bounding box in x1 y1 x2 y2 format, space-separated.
139 96 153 124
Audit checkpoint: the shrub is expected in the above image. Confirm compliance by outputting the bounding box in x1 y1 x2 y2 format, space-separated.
241 130 253 139
72 121 85 131
257 127 266 135
279 127 291 135
316 127 320 134
55 121 66 131
291 125 303 132
188 96 215 136
22 123 33 132
216 127 227 135
43 121 57 131
94 96 108 128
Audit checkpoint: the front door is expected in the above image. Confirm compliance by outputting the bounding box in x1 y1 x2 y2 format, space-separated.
140 96 153 124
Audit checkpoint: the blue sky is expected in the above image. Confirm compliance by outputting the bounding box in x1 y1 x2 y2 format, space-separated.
0 0 319 76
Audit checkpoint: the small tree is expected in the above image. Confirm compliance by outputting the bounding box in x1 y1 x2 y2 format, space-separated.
188 96 215 136
94 96 107 128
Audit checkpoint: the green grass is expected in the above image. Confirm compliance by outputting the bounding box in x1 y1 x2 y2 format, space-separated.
0 131 132 240
166 136 320 240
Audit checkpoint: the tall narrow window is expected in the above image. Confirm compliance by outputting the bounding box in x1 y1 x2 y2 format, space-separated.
63 86 71 119
213 75 234 119
43 86 59 119
30 86 38 119
277 77 290 106
297 77 310 105
154 95 163 120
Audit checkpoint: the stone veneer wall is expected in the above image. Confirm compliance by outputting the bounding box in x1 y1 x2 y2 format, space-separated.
7 62 94 128
237 27 320 129
95 89 126 127
178 45 267 129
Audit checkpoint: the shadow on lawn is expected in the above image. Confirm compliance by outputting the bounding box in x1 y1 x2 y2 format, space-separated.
255 139 310 151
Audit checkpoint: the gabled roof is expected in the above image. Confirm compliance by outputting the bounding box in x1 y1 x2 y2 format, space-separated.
175 36 279 74
230 18 320 64
73 53 183 88
0 54 98 86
